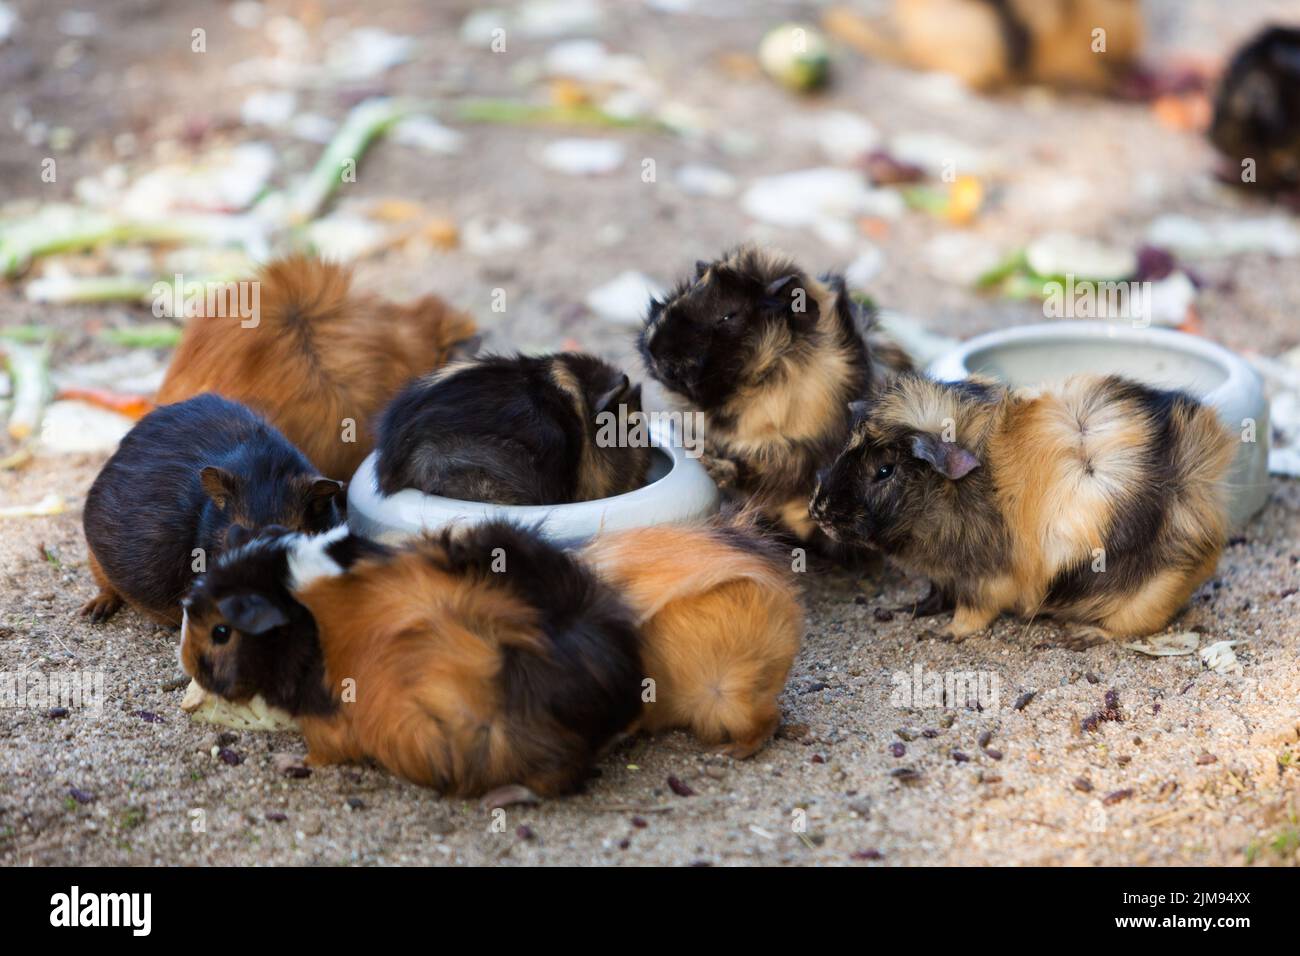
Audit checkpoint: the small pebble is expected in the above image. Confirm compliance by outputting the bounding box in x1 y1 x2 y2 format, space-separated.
922 729 939 739
346 797 366 811
889 742 905 758
1073 777 1094 793
872 607 894 622
950 750 970 763
217 747 242 766
850 848 883 860
984 748 1003 761
516 825 535 841
977 731 993 748
46 707 69 719
1102 788 1134 805
265 811 288 823
895 728 917 742
1196 751 1218 765
1013 691 1036 711
68 787 94 805
890 767 921 782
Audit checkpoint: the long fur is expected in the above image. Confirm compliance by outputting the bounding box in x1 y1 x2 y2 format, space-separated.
1210 26 1300 193
844 0 1143 91
81 394 344 626
156 255 478 481
180 522 644 797
811 372 1235 642
582 518 803 757
639 245 911 541
375 352 649 504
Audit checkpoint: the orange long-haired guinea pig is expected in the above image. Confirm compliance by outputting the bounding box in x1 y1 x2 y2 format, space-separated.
582 520 803 757
180 522 644 797
844 0 1143 91
810 373 1236 647
155 255 478 481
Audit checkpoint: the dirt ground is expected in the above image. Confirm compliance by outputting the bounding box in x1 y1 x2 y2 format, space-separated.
2 0 1298 866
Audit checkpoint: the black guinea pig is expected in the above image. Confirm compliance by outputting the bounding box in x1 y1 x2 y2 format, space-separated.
1209 25 1300 193
81 393 345 626
375 352 650 505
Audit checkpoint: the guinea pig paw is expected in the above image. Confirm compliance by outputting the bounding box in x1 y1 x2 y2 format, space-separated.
479 784 542 812
702 456 740 488
78 589 123 624
1056 625 1110 651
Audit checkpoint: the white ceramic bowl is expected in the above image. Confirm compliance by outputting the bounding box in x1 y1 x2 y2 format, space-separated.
347 417 720 546
927 321 1270 530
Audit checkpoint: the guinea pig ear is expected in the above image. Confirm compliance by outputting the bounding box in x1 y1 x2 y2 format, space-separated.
224 524 254 550
216 593 288 636
847 400 872 422
593 372 633 416
200 466 241 511
447 334 482 361
911 433 980 480
764 275 819 323
304 478 345 518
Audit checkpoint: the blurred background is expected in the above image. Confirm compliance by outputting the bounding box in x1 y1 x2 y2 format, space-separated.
2 0 1298 375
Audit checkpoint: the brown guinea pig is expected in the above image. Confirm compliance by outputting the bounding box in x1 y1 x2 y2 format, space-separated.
155 255 478 481
810 372 1235 646
1209 26 1300 193
376 352 650 505
838 0 1143 91
180 521 644 798
82 394 344 627
582 517 803 758
639 245 910 542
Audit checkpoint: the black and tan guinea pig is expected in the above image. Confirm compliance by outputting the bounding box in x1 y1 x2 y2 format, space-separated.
81 394 345 626
838 0 1143 91
639 245 911 541
376 352 650 505
1209 26 1300 194
156 255 478 482
810 372 1235 647
582 517 803 758
179 521 644 798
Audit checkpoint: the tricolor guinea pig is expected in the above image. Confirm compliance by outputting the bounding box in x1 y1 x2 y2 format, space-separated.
376 352 649 505
810 372 1235 646
582 517 803 758
180 521 644 797
81 394 344 626
639 245 911 542
155 255 478 481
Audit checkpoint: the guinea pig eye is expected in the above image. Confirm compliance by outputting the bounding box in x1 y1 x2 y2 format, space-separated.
211 624 232 645
873 463 896 482
718 313 732 325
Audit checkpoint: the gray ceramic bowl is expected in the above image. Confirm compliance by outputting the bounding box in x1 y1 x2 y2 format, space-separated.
347 417 720 546
927 321 1270 530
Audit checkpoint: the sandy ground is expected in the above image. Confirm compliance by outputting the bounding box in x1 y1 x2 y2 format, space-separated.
1 0 1298 866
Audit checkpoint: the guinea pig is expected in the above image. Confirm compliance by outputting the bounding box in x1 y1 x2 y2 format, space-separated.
81 394 345 626
839 0 1143 91
582 517 803 758
180 521 645 797
155 255 478 481
639 245 911 541
376 352 650 505
810 372 1235 646
1209 26 1300 194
